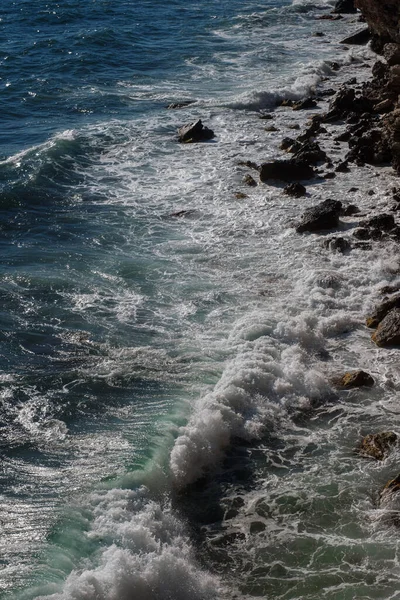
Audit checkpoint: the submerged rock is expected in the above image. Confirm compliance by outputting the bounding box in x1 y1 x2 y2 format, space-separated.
322 236 351 253
243 174 257 187
178 119 215 143
360 432 398 461
371 308 400 347
296 199 342 233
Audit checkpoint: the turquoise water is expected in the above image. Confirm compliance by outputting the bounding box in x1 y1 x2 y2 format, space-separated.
3 1 400 598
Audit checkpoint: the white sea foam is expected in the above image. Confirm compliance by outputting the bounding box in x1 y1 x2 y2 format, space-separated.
37 488 222 600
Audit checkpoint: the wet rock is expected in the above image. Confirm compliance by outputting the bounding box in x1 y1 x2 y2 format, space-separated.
342 204 360 216
238 160 259 170
323 172 336 179
243 174 257 187
340 27 371 45
235 192 248 199
333 0 357 13
259 160 315 183
292 141 328 165
339 370 375 388
329 87 356 114
169 209 196 218
264 125 279 132
363 213 396 231
322 236 351 253
371 308 400 346
292 97 318 111
284 182 307 197
379 474 400 511
280 137 297 151
259 113 274 120
360 432 397 461
335 161 350 172
178 119 215 143
374 98 394 114
296 199 342 233
366 293 400 328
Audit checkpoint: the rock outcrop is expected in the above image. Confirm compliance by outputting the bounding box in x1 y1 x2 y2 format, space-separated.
355 1 400 45
296 199 342 233
360 432 398 460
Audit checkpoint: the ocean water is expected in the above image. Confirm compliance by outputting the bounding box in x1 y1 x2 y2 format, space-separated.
2 0 400 598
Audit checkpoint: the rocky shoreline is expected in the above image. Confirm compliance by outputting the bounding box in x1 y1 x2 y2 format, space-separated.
175 1 400 517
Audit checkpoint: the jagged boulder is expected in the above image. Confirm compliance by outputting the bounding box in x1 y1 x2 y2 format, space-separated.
339 370 375 388
296 199 342 233
360 432 398 460
366 293 400 328
178 119 215 143
371 308 400 346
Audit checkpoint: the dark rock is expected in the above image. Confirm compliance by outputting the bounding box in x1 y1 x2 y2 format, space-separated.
319 88 337 97
341 204 360 215
317 14 343 20
322 236 351 253
169 209 196 218
264 125 279 132
355 0 400 45
338 370 375 388
296 199 342 233
366 293 400 328
292 141 328 165
384 43 400 66
292 97 318 111
259 160 315 183
353 227 371 240
235 192 248 199
335 161 350 172
323 172 336 179
340 27 371 45
178 119 215 143
348 187 359 193
284 182 307 197
374 98 395 113
280 137 297 151
364 213 396 231
259 113 274 120
333 0 357 13
329 87 356 114
371 307 400 346
238 160 259 170
243 174 257 187
313 31 325 37
380 473 400 510
360 432 397 460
